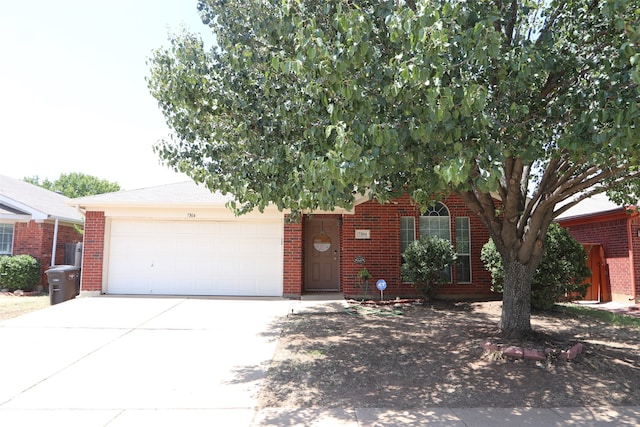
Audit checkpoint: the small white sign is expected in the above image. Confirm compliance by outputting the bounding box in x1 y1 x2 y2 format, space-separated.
355 229 370 239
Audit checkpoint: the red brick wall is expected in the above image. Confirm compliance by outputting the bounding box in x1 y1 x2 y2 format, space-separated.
13 221 45 286
81 211 105 293
340 198 408 297
342 194 494 299
563 217 637 302
13 221 45 258
13 220 82 287
282 194 495 299
283 216 303 297
632 217 640 302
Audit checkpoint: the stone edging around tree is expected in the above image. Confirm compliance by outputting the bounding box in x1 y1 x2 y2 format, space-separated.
482 341 584 362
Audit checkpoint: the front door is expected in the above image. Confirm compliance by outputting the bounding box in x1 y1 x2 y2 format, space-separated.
304 217 340 291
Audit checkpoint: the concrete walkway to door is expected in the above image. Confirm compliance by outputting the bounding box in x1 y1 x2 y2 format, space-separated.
0 295 292 426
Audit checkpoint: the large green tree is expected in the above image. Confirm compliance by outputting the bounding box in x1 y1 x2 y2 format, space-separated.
25 173 121 198
147 0 640 337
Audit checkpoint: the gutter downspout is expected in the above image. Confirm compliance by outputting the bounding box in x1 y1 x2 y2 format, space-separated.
51 217 59 267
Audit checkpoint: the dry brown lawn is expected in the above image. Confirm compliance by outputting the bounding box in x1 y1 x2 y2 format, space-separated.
259 300 640 409
0 294 50 321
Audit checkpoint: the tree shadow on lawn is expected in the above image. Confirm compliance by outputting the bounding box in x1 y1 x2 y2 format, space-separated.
258 301 640 409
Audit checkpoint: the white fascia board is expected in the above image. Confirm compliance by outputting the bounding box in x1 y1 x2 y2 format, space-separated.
0 214 32 222
74 200 284 215
0 195 47 220
71 199 231 210
79 203 284 222
49 215 85 225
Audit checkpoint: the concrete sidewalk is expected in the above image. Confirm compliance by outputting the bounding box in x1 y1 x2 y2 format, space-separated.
573 300 640 318
0 295 638 426
253 406 640 426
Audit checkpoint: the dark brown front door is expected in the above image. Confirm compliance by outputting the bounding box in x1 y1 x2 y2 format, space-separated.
305 217 340 291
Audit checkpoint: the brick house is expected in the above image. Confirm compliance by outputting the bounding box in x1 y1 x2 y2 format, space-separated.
557 193 640 304
0 175 84 288
74 181 496 299
282 193 494 299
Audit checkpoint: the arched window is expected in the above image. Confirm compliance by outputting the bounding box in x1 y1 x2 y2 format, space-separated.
401 202 472 284
420 202 451 241
420 203 451 282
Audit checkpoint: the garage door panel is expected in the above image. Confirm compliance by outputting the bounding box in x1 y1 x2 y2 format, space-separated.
106 220 283 296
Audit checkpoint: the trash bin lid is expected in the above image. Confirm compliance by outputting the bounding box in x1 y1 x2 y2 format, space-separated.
45 265 80 274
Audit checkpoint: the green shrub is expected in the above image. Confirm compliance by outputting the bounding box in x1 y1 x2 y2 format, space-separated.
0 255 41 292
481 223 591 310
401 236 456 300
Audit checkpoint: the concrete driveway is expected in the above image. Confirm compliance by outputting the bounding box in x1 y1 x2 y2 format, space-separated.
0 296 292 427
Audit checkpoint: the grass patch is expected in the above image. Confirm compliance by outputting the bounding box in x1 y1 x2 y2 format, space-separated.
556 303 640 328
0 294 50 321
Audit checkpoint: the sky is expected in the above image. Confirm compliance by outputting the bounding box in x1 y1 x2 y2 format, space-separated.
0 0 214 190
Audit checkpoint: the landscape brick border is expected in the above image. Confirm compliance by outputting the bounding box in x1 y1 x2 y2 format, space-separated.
482 341 584 362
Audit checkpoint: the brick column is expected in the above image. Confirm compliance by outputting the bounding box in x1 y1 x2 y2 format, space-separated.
283 217 303 298
81 211 105 294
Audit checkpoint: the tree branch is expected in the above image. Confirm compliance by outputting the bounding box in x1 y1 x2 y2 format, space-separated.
518 156 560 235
493 0 503 33
459 187 502 239
505 0 519 45
535 1 567 47
501 157 525 246
552 169 640 218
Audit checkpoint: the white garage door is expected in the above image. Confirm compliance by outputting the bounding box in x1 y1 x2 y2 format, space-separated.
105 219 283 296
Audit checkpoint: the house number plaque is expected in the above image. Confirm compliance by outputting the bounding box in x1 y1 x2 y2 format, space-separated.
355 229 370 239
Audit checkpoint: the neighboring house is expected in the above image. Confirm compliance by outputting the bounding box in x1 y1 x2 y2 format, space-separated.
74 181 496 299
0 175 84 288
556 193 640 304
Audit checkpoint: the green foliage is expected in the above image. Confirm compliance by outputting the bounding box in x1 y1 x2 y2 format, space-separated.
556 303 640 329
148 0 640 334
401 236 456 300
24 173 121 198
148 0 640 212
357 268 371 280
0 255 41 292
356 267 372 298
481 224 591 310
480 238 504 290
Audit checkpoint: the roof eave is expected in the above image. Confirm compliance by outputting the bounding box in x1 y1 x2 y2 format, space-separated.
0 196 48 220
556 206 637 226
0 214 32 221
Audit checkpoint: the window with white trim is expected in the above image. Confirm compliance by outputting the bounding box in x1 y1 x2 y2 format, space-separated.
419 203 451 282
400 216 416 254
0 224 14 256
455 217 471 283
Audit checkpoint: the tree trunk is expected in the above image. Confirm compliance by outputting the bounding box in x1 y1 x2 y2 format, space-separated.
499 258 533 338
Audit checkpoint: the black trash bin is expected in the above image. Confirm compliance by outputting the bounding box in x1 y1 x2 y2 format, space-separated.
45 265 80 305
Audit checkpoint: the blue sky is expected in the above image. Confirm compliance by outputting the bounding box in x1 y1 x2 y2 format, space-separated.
0 1 213 190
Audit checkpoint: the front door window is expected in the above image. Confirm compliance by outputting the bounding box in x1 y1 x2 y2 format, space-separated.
313 233 331 252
